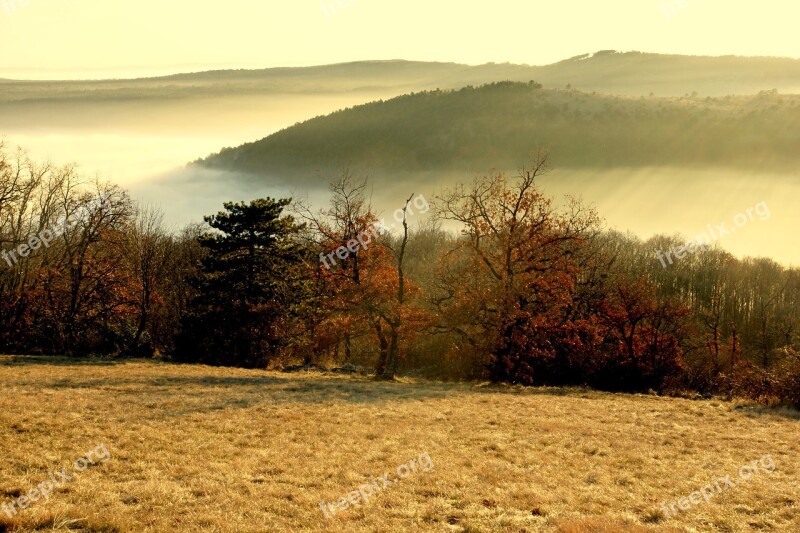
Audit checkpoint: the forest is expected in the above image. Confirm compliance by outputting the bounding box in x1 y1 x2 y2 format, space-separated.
1 143 798 407
200 82 800 183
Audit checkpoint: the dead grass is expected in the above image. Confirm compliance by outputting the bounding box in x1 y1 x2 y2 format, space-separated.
0 356 797 532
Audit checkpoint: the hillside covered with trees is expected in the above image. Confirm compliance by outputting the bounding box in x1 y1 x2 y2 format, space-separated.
198 82 800 184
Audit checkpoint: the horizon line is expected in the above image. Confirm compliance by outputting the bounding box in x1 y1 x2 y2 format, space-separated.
2 50 800 83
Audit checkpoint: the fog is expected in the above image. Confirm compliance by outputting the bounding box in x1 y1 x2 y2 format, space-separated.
540 167 800 266
0 91 398 185
3 92 800 266
125 162 800 267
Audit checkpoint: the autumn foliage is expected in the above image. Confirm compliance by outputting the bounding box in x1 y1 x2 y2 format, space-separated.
1 144 798 407
431 153 690 391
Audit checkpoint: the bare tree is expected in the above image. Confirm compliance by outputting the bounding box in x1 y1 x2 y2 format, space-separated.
124 204 172 355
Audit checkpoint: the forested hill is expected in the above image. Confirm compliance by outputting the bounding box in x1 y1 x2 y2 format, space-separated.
197 82 800 182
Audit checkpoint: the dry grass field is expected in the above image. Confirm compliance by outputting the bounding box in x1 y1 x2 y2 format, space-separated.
0 356 797 532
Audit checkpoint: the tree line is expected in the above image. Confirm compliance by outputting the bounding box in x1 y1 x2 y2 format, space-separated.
1 144 797 406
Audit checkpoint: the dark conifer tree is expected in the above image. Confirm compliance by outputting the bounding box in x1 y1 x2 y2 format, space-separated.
176 199 306 367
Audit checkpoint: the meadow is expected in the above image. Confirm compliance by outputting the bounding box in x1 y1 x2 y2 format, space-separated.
0 356 797 532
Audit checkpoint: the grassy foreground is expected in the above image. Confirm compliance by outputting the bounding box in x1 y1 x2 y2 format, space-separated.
0 357 797 532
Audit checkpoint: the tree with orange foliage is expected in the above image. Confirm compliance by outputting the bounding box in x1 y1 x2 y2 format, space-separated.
434 151 602 384
295 172 432 377
595 275 690 391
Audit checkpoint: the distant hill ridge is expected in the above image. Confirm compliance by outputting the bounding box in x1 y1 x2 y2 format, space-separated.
3 51 800 103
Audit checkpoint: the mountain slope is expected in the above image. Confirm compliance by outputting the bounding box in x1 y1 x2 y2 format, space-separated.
535 51 800 96
0 61 533 104
3 52 800 105
197 82 800 183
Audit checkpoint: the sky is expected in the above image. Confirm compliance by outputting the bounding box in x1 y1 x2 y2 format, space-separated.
0 0 799 79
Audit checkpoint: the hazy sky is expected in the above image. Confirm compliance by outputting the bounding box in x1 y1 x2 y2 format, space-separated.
1 0 798 79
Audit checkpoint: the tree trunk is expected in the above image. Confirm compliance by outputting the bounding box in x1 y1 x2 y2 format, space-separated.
379 194 414 380
384 324 399 379
373 319 389 376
